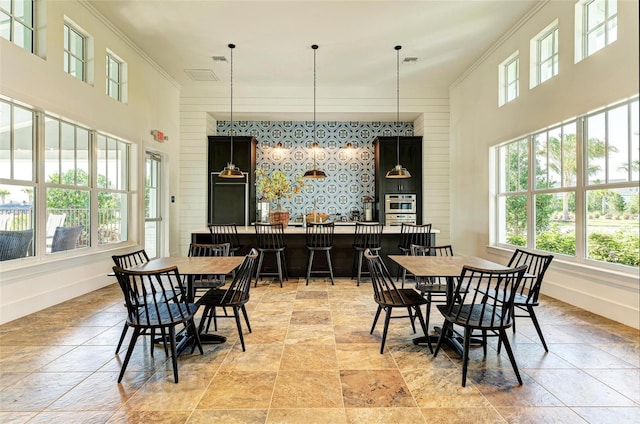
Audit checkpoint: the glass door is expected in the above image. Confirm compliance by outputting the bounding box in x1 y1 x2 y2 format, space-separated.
144 152 162 258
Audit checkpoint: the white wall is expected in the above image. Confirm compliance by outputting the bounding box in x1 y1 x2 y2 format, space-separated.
0 1 181 324
449 0 639 328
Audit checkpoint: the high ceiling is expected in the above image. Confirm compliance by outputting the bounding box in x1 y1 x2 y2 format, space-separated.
88 0 539 120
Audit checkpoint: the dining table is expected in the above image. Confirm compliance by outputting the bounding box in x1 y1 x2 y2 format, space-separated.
124 255 245 349
388 254 514 357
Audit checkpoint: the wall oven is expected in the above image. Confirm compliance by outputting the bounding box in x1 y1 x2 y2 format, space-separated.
385 213 417 226
385 194 416 214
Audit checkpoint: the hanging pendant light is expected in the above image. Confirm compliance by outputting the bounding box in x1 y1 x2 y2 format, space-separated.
386 45 411 179
220 43 244 178
304 44 327 179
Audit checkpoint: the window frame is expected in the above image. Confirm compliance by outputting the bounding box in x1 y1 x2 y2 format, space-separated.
529 20 559 89
575 0 618 62
106 50 122 101
498 51 519 107
63 20 87 82
492 96 639 273
0 0 35 52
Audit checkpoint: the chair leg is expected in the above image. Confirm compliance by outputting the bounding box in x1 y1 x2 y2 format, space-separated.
115 323 128 354
413 305 433 354
118 327 141 383
371 305 382 334
528 306 548 351
499 328 523 385
407 307 417 333
326 249 334 285
306 249 314 285
461 327 471 387
234 307 246 351
482 330 488 356
254 251 265 287
379 307 392 354
241 304 251 333
433 320 450 357
275 251 284 287
425 295 432 334
356 250 364 286
168 326 179 383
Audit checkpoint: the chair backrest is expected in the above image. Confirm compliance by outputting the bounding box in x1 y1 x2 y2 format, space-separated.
305 222 335 248
353 222 383 249
445 264 528 328
0 229 33 261
112 265 195 324
410 244 454 257
399 223 432 250
507 249 554 304
254 223 285 250
51 226 83 252
112 249 150 268
208 223 241 253
219 248 259 304
364 248 410 305
188 242 230 258
46 213 66 238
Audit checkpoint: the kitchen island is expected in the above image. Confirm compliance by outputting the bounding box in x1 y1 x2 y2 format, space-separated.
191 224 439 278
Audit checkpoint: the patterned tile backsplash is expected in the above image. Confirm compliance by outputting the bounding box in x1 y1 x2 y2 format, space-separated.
217 120 413 219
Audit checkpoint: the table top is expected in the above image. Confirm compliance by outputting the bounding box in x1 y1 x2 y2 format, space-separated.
388 255 511 277
126 256 244 276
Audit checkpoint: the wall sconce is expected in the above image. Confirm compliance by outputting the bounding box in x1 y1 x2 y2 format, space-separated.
272 141 285 160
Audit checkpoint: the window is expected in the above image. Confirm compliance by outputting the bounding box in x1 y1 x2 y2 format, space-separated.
498 52 519 106
575 0 617 62
530 20 559 88
0 96 132 261
106 51 122 101
0 99 35 261
96 133 129 245
494 97 639 270
0 0 34 52
63 21 86 81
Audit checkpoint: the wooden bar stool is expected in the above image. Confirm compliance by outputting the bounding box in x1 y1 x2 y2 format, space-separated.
208 223 243 255
305 222 335 285
254 223 288 287
351 222 383 286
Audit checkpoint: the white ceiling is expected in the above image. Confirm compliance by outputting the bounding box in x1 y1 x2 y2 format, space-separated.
88 0 539 121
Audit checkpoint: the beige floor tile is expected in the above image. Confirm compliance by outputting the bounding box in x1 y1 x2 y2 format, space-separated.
340 369 415 408
346 407 426 423
496 406 588 423
188 409 268 423
27 411 114 423
572 406 640 424
267 408 347 424
420 407 507 423
336 343 397 370
271 370 343 408
197 370 277 409
280 344 338 370
285 324 336 344
106 410 191 423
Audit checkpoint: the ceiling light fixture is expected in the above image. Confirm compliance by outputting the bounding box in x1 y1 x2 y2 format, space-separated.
304 44 327 179
386 45 411 179
219 43 243 178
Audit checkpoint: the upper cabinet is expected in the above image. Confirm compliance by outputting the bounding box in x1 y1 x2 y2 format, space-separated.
207 136 257 225
375 136 423 221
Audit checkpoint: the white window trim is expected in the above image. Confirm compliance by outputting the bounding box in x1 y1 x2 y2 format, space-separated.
529 19 559 89
498 51 519 107
63 17 94 85
574 0 618 63
0 0 35 52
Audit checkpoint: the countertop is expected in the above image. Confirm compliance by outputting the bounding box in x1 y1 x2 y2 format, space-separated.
193 224 440 235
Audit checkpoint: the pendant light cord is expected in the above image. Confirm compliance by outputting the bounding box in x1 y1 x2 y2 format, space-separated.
229 44 234 164
396 45 401 166
313 44 318 168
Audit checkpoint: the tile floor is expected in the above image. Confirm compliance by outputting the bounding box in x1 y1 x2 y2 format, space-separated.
0 277 638 423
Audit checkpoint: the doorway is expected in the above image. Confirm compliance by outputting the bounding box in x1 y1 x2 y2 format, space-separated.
144 152 162 258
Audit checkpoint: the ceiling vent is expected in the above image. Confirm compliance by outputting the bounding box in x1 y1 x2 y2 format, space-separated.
211 55 228 62
184 69 219 81
403 57 418 64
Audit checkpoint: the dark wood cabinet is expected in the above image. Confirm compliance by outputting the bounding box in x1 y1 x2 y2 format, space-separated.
207 136 256 225
374 136 422 223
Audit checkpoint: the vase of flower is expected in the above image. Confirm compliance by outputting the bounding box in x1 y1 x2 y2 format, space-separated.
255 168 305 229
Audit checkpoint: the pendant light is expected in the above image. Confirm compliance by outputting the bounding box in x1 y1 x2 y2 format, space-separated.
385 45 411 179
304 44 327 179
220 43 244 178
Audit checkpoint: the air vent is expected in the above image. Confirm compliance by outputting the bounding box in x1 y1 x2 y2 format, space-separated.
211 56 227 62
403 57 418 64
184 69 219 81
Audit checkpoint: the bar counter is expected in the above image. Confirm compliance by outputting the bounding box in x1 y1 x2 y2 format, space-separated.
191 224 439 278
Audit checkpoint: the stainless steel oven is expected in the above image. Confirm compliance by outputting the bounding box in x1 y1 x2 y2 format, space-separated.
385 194 416 214
385 213 417 226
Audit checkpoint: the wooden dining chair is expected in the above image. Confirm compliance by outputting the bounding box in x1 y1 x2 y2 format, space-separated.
433 264 528 387
365 249 430 354
397 223 432 285
187 242 230 298
112 265 203 383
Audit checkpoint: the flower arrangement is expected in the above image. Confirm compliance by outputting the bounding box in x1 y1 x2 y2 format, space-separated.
255 168 305 203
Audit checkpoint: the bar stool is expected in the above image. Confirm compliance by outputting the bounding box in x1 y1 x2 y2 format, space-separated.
254 223 288 287
397 223 432 286
208 223 243 255
305 222 335 285
351 222 383 286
